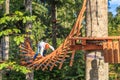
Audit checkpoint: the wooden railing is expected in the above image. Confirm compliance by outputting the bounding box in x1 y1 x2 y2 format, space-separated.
69 36 120 63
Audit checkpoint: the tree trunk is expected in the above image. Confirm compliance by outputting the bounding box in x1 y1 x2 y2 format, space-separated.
0 71 1 79
2 0 9 61
2 36 9 60
24 0 34 80
0 42 2 80
0 41 2 61
85 0 108 80
26 71 34 80
0 0 10 79
51 1 57 48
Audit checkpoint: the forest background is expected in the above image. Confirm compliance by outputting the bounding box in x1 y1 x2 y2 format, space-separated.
0 0 120 80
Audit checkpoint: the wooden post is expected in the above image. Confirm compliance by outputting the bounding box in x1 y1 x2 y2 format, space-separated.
113 41 119 63
107 40 114 63
103 42 108 63
118 40 120 63
69 50 75 66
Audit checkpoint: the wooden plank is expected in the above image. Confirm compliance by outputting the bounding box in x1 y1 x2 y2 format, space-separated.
69 50 75 66
36 57 50 70
42 59 52 71
71 39 76 45
69 36 120 40
113 41 119 63
103 42 108 63
59 54 70 58
81 40 86 45
119 40 120 63
42 58 58 71
107 40 114 63
58 51 67 69
50 55 60 71
70 44 102 51
50 60 57 67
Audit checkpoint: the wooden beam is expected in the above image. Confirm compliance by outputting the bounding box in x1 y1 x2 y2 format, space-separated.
107 40 114 63
69 36 120 40
103 42 108 63
113 41 120 63
70 44 102 50
69 50 75 66
81 40 86 45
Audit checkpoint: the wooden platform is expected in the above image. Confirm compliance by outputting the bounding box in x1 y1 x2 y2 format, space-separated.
69 36 120 63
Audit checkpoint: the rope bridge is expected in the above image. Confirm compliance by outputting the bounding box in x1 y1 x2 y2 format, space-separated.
19 0 87 71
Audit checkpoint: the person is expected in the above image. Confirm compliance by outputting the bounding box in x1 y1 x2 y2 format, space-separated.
33 40 55 60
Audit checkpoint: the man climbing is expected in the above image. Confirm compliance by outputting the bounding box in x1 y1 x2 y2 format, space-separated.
33 40 55 60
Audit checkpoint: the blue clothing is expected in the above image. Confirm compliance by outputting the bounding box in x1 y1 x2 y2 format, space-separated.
33 50 47 60
43 50 47 56
33 52 38 60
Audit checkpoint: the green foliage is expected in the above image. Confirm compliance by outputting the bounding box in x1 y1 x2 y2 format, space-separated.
0 28 21 36
32 1 48 14
108 6 120 36
13 35 25 45
32 21 46 43
108 5 120 79
22 16 36 23
0 11 36 44
0 0 4 5
0 11 36 25
2 70 26 80
0 61 30 74
10 0 25 12
56 0 83 28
